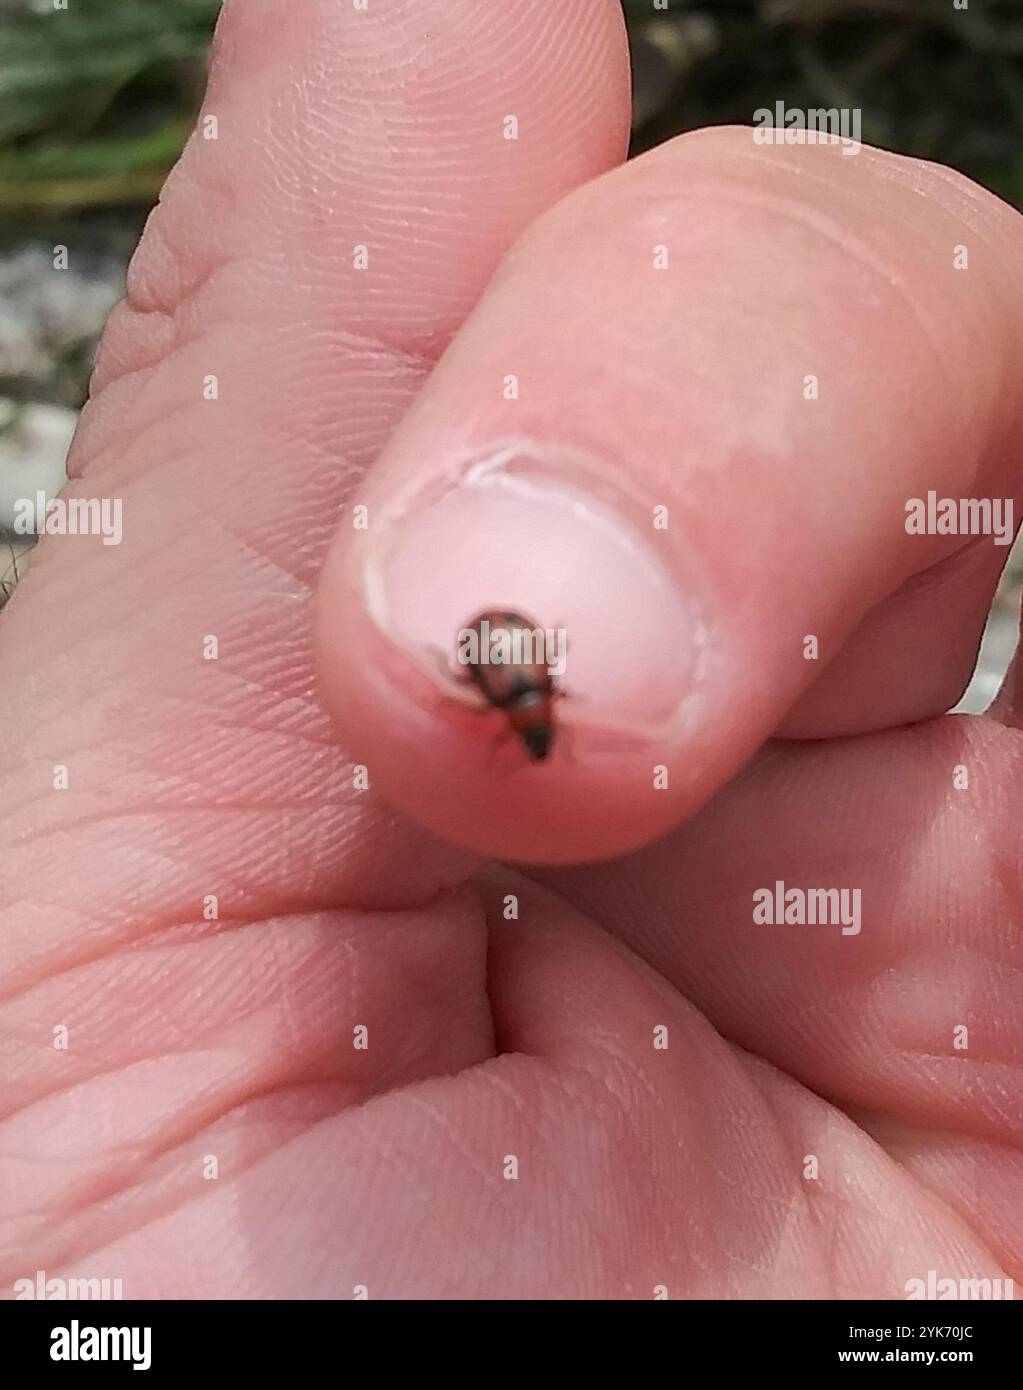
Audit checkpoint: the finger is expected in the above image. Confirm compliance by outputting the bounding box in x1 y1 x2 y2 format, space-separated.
0 0 629 1272
316 128 1023 863
780 537 1015 736
0 0 629 967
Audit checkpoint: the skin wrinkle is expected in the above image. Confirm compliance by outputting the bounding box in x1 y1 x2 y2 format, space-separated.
1 681 350 800
853 1116 1023 1278
84 308 177 405
0 859 477 1000
756 1069 1002 1296
70 346 431 503
7 1086 352 1279
1 900 494 1195
5 801 351 853
4 1050 259 1144
122 233 240 337
668 131 1023 251
83 321 235 443
71 364 278 487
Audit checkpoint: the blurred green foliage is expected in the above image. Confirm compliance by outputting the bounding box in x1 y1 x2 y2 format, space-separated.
625 0 1023 206
1 0 1021 218
0 0 218 214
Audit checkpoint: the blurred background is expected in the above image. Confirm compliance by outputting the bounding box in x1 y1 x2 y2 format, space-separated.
1 0 1021 699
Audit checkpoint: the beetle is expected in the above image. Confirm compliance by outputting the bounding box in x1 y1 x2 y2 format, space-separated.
459 609 558 761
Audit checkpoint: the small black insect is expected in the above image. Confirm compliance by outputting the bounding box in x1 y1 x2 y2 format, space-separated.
461 609 557 761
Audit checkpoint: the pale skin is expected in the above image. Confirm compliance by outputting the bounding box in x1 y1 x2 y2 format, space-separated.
2 0 1022 1298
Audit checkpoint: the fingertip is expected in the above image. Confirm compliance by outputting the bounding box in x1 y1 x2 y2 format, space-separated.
314 488 697 863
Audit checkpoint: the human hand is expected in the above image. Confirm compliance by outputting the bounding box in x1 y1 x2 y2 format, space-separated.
4 0 1021 1298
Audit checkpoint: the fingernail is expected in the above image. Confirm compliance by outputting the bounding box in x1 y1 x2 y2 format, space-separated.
361 443 706 736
